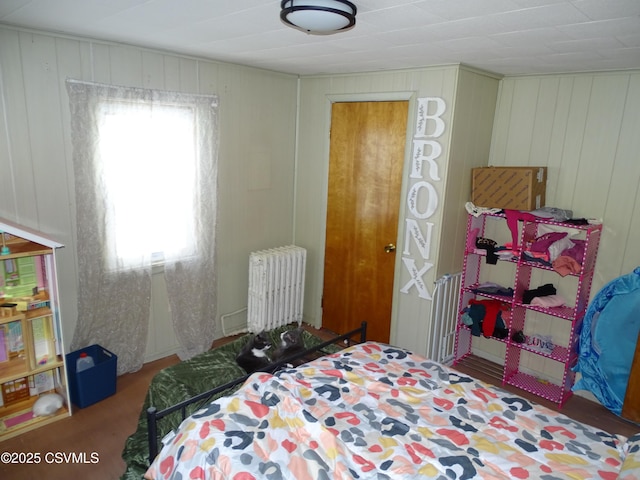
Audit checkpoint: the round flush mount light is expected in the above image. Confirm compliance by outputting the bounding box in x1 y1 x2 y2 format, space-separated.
280 0 357 34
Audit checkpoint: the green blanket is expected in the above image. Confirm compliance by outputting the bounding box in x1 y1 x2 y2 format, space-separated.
120 326 339 479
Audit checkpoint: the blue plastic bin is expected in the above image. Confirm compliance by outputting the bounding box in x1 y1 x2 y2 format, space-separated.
66 344 117 408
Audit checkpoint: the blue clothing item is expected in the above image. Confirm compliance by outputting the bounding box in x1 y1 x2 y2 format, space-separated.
572 267 640 415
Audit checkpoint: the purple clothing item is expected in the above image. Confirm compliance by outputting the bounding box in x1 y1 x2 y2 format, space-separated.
529 232 568 253
560 239 585 263
552 239 585 276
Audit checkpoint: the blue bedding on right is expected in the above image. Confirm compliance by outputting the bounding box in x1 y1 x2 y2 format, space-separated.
573 267 640 415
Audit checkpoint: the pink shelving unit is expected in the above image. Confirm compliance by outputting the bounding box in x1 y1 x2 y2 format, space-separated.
453 212 601 407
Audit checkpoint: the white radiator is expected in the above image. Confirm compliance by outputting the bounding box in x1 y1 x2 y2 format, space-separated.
427 272 462 365
247 245 307 333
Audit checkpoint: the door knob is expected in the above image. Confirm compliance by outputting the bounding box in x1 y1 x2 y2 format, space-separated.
384 243 396 253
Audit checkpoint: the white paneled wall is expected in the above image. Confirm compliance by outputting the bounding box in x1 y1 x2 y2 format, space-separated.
295 67 500 355
0 25 298 360
491 71 640 292
484 71 640 385
2 22 638 377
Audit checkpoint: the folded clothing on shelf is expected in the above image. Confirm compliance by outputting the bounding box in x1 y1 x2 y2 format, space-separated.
476 237 498 264
529 207 573 222
523 283 556 304
530 294 566 308
471 282 514 298
552 240 585 276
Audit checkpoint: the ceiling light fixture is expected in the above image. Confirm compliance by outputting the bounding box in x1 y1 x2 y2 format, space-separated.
280 0 357 35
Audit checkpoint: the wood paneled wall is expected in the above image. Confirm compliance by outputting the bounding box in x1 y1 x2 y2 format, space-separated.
0 25 298 361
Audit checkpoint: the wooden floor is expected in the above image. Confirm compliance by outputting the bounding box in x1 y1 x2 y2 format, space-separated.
0 354 180 480
452 355 640 438
0 332 638 479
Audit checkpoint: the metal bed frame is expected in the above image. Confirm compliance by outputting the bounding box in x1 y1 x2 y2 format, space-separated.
146 321 368 463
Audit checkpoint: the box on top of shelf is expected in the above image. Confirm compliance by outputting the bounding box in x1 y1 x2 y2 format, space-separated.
66 344 117 408
472 166 547 211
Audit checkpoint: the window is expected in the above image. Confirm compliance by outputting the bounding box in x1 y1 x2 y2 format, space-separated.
67 79 219 371
97 100 198 270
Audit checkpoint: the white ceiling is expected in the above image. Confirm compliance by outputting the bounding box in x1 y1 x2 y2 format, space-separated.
1 0 639 76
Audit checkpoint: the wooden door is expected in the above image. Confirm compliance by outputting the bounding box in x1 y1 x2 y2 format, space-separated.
322 101 408 343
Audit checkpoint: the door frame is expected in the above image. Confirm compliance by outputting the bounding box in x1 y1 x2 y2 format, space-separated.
313 91 417 345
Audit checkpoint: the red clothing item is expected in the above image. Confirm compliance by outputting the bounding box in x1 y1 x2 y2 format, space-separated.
469 299 509 337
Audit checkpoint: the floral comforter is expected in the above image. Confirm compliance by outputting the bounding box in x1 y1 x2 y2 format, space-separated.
145 342 640 479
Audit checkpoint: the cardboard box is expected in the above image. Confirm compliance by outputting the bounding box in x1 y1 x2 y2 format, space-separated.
472 166 547 211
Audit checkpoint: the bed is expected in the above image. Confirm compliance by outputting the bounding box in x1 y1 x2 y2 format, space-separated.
121 323 366 479
144 339 640 480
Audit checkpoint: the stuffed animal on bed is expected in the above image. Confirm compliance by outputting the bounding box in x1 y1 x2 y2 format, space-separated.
235 332 272 374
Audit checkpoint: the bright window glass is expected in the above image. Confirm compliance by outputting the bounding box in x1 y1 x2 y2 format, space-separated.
97 101 197 270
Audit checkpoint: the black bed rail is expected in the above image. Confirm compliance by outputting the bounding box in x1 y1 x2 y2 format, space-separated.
147 321 367 463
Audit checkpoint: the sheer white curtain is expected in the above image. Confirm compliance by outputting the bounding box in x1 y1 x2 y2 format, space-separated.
66 80 219 374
